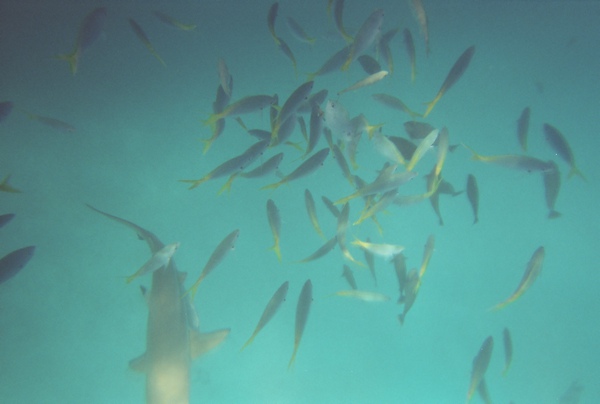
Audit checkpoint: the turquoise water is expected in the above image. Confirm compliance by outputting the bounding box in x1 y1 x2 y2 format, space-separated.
0 0 597 403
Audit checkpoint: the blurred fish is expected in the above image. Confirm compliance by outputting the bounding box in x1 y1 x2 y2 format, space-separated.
466 174 479 224
403 28 417 81
543 123 585 180
352 238 404 260
126 242 180 284
153 11 196 31
128 18 166 66
0 246 35 284
185 229 240 299
406 129 439 171
0 101 14 122
333 0 353 42
261 148 329 190
23 111 76 133
307 46 351 81
0 213 15 229
372 94 420 118
342 9 385 71
543 160 561 219
305 189 325 238
357 55 382 75
241 281 289 351
338 71 388 96
502 327 513 376
341 265 357 289
333 290 390 302
463 144 553 172
297 236 337 263
55 7 108 74
517 107 530 152
491 246 545 310
266 199 282 261
203 95 277 129
466 336 494 402
0 175 22 193
409 0 429 55
267 2 280 45
424 46 475 117
288 279 313 369
286 16 315 44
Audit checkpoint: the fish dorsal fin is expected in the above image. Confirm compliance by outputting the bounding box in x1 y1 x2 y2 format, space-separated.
129 353 149 373
190 328 230 360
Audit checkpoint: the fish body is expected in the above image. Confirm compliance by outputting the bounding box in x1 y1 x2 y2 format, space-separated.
261 148 329 190
466 174 479 224
543 160 561 219
467 336 494 402
342 9 385 71
288 279 313 369
128 18 166 66
87 205 229 403
127 242 180 284
266 199 282 261
0 246 35 284
241 281 289 350
543 123 585 180
517 107 530 152
338 71 388 96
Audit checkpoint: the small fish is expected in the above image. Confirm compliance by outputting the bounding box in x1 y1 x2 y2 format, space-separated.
543 123 585 180
466 336 494 402
463 144 553 172
543 160 561 219
128 18 166 66
491 246 545 310
186 229 240 299
55 7 108 74
305 189 325 238
288 279 313 369
372 93 420 118
0 101 14 122
126 242 180 284
338 71 389 96
286 16 316 44
517 107 530 152
342 9 385 71
409 0 430 56
23 111 76 133
261 148 329 190
241 281 289 350
0 246 35 284
352 238 405 260
406 129 439 171
333 0 353 43
466 174 479 224
203 95 277 129
502 327 513 376
153 11 196 31
333 290 390 302
267 2 280 45
357 55 382 75
341 265 357 289
297 236 337 263
0 213 15 229
424 46 475 117
266 199 282 261
0 174 22 193
403 28 417 82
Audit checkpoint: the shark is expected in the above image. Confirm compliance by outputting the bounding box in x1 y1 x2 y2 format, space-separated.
87 204 230 404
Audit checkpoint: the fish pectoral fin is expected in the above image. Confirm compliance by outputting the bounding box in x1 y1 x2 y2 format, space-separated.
129 353 149 373
190 328 231 359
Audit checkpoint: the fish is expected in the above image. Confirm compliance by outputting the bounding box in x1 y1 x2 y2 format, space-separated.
286 17 316 44
342 9 385 71
341 265 357 289
307 46 351 81
0 101 14 122
180 140 269 189
261 148 329 190
502 327 513 376
466 174 479 224
0 213 15 229
128 18 166 66
267 2 280 45
241 281 289 351
357 55 382 75
186 229 240 299
403 28 417 81
372 93 420 118
491 246 545 310
466 336 494 402
333 290 390 302
543 160 561 219
126 242 180 284
272 81 314 142
517 107 530 152
0 174 22 193
23 111 76 133
423 46 475 117
204 95 277 129
87 205 229 403
543 123 585 180
266 199 282 261
418 235 435 278
409 0 430 56
153 11 196 31
55 7 108 74
305 189 325 238
0 246 35 285
406 129 439 171
463 144 553 172
333 0 353 43
337 71 389 96
297 236 337 263
364 236 377 285
351 238 405 260
288 279 313 369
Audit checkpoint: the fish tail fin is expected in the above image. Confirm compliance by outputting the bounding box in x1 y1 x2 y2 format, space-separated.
0 174 22 193
568 166 586 182
54 49 80 75
423 93 442 117
548 210 561 219
179 177 209 190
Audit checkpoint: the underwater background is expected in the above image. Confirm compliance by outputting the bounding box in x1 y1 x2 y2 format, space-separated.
0 0 598 402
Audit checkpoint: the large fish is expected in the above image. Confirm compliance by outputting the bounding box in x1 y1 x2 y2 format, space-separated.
87 204 229 404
